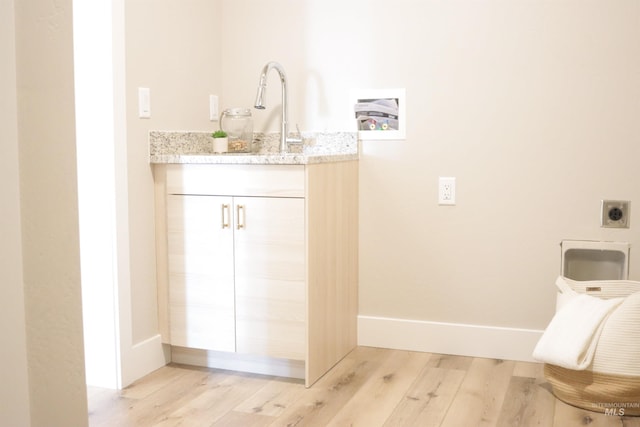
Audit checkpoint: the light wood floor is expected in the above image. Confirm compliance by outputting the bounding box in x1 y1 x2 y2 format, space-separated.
88 346 640 427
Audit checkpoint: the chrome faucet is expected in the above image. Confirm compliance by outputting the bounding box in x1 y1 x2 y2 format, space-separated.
254 61 302 153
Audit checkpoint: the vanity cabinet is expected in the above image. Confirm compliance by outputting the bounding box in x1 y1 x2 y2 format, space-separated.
167 193 305 360
154 162 358 386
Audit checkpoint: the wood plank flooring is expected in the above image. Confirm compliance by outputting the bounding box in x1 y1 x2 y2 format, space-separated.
87 346 640 427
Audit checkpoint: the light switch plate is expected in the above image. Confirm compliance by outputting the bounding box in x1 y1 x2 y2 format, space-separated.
209 95 219 121
138 87 151 118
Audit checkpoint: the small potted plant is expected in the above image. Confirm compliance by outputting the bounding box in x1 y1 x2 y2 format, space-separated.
212 130 228 154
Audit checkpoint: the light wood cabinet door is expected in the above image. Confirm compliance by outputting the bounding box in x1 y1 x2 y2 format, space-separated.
234 196 306 360
166 194 236 352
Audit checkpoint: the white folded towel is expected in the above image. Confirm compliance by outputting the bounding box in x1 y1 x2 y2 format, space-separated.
533 288 624 370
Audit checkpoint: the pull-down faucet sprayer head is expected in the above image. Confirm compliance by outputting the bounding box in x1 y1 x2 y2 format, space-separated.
254 82 267 109
254 65 270 109
254 61 286 110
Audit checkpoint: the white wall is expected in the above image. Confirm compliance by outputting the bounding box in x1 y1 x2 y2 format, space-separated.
0 0 31 425
125 0 640 361
124 0 223 344
219 0 640 356
13 0 88 425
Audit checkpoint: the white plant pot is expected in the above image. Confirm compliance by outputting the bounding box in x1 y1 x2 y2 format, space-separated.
212 137 228 154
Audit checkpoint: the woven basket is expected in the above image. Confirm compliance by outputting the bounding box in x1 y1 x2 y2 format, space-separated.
545 364 640 415
545 277 640 415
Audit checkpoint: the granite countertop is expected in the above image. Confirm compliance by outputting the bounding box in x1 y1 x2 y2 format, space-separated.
149 131 359 165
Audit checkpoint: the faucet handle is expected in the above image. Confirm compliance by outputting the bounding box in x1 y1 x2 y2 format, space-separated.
287 124 304 144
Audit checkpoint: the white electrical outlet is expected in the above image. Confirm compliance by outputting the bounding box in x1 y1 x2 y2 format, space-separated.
438 177 456 205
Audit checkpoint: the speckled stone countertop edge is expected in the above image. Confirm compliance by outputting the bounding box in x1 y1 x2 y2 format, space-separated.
149 131 359 165
149 152 359 165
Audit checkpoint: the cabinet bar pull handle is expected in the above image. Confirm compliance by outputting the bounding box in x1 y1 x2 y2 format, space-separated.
221 204 230 228
237 204 245 229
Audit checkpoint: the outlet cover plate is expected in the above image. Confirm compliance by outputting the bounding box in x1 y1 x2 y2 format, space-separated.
601 200 630 228
438 177 456 205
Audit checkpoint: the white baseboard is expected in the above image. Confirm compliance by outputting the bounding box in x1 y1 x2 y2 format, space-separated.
121 334 171 388
358 315 543 362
